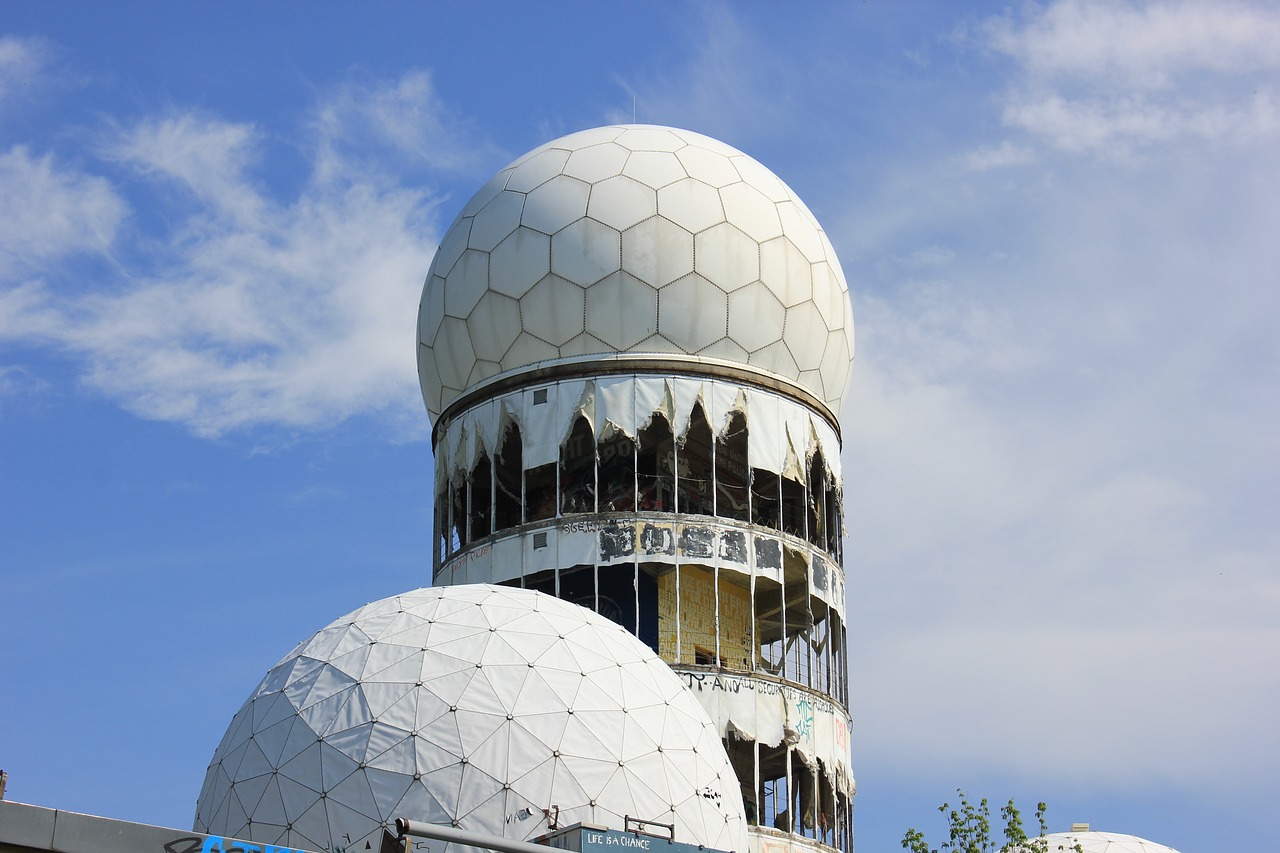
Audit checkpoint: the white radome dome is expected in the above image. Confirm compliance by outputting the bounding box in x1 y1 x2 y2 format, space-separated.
1039 831 1182 853
195 585 748 853
417 125 855 422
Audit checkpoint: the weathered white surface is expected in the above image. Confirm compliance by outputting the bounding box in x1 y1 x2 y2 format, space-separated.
1038 832 1181 853
195 585 748 853
436 376 842 490
418 126 854 423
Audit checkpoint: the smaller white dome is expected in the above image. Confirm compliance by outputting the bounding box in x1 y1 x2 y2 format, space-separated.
195 585 747 853
1041 831 1181 853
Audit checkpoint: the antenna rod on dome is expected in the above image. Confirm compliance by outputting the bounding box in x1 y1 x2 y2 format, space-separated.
395 818 562 853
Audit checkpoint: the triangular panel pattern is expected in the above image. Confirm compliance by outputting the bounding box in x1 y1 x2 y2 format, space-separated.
194 585 747 853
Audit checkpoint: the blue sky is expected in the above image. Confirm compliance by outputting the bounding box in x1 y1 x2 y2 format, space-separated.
1 3 1277 852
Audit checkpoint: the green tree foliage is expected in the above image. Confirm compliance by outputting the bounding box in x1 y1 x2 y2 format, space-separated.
901 791 1083 853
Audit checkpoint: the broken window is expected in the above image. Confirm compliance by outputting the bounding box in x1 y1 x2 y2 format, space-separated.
678 404 714 516
597 429 636 512
435 481 450 566
807 452 827 551
716 411 751 522
751 468 781 531
755 572 785 675
524 462 556 522
494 421 522 531
637 415 675 512
560 416 595 515
450 473 468 550
470 451 492 540
781 475 806 540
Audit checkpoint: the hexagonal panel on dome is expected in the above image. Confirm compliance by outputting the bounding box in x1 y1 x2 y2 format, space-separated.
194 585 749 853
760 236 812 308
565 142 629 184
729 154 790 202
784 301 828 369
468 190 525 252
616 126 686 152
696 223 760 293
432 316 474 392
676 145 739 188
776 200 825 263
467 291 521 363
819 329 851 403
659 273 727 352
657 178 724 235
523 175 591 236
586 270 659 350
507 148 570 193
520 274 585 346
622 150 687 188
490 227 551 299
444 250 489 319
551 218 621 286
728 281 785 353
622 216 694 288
587 175 657 232
721 181 784 244
502 331 560 371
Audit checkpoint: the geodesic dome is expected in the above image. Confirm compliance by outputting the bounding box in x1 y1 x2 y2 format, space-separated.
1039 831 1181 853
417 124 854 423
194 585 748 853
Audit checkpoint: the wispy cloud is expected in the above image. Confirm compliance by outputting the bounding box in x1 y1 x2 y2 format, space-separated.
0 62 495 438
0 36 50 110
979 0 1280 157
836 1 1280 799
0 145 125 276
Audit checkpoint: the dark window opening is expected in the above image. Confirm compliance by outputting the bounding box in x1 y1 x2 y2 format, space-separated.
450 475 467 550
826 480 842 559
560 416 595 515
751 468 781 530
678 404 714 516
435 482 450 566
470 452 492 540
523 568 555 596
597 430 636 512
781 476 805 540
637 416 675 512
495 422 522 530
716 411 751 522
524 462 556 522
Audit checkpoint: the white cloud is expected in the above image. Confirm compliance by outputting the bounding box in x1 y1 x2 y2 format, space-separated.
985 0 1280 88
614 5 790 142
0 146 126 275
107 115 265 225
0 36 49 110
978 0 1280 157
961 140 1035 171
312 70 504 179
0 71 496 438
840 136 1280 794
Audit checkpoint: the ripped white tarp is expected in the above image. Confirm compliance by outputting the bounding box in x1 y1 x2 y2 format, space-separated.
680 670 853 796
438 375 842 489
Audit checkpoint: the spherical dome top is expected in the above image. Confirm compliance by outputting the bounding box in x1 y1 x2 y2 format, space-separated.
418 125 854 422
1037 832 1181 853
195 584 748 853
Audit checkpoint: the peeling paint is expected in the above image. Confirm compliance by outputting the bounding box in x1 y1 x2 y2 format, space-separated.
641 523 675 555
678 525 715 559
755 536 782 570
719 529 748 564
600 523 635 559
